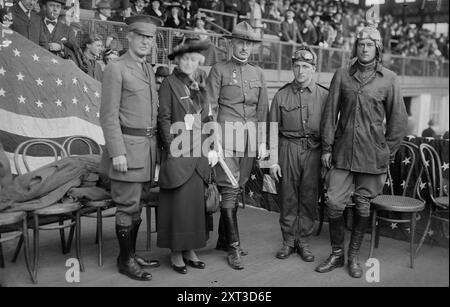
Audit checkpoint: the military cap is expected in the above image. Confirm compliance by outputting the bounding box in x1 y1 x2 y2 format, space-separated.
292 45 317 66
223 21 261 43
125 15 157 37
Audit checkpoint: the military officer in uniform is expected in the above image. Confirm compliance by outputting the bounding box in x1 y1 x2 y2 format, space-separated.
206 21 269 270
316 14 408 278
269 46 328 262
99 15 160 281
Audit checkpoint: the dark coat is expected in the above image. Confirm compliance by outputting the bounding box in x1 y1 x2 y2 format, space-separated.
10 4 47 47
321 62 408 174
280 20 303 43
157 67 210 189
99 52 159 183
40 18 78 58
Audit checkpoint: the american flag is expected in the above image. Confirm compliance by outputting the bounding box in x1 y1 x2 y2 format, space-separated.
0 24 104 173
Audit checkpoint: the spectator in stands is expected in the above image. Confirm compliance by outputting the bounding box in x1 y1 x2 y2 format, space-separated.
247 0 263 37
102 47 119 66
80 32 104 81
40 0 79 60
130 0 147 15
264 1 281 36
10 0 48 46
164 1 185 29
110 1 132 22
182 0 196 28
192 12 209 41
280 8 303 44
204 0 224 29
223 0 241 32
301 18 318 46
422 119 437 138
147 0 164 20
94 0 112 21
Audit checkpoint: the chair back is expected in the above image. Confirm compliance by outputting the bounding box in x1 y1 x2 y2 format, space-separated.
62 136 103 156
419 143 445 204
13 139 68 175
385 141 420 197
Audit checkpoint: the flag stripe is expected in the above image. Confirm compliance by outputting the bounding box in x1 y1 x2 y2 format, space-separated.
0 108 104 145
5 152 65 175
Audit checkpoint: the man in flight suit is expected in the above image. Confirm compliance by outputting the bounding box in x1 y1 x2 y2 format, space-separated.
269 46 328 262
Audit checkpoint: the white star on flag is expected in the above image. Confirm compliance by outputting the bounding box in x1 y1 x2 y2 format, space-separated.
420 182 426 190
442 162 449 171
401 180 406 189
36 78 43 86
56 78 62 86
251 174 256 180
72 97 78 104
427 229 434 236
424 160 430 167
402 157 411 165
18 95 26 103
94 91 100 98
0 67 5 75
72 78 78 84
35 100 43 108
51 58 59 64
85 105 90 112
390 223 398 230
16 73 24 81
55 99 62 107
405 227 411 233
83 85 88 92
0 88 5 96
32 54 39 61
13 48 21 56
249 191 254 197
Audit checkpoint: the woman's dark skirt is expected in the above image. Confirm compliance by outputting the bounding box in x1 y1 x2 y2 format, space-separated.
157 170 207 251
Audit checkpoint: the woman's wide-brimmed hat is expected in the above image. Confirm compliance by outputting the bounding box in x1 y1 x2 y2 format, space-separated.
168 37 210 60
165 1 183 10
223 21 261 42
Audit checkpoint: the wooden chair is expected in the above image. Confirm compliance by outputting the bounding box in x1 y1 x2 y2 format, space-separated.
142 186 159 251
62 135 114 266
13 139 84 282
416 143 449 256
0 211 35 283
369 142 425 268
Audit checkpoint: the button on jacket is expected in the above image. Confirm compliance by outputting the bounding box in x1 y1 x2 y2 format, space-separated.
321 62 408 175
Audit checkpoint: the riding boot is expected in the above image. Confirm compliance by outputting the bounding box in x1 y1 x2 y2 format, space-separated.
131 219 160 268
347 214 370 278
315 216 345 273
221 208 244 270
116 224 152 281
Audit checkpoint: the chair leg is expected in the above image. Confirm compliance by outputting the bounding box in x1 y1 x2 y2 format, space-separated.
410 212 417 269
22 216 36 284
66 220 75 253
75 211 84 272
11 235 23 263
369 209 377 259
146 205 152 251
32 214 40 283
59 217 67 254
416 206 432 257
0 234 4 268
97 208 103 266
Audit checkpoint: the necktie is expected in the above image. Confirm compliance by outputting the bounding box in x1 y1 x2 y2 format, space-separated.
46 20 57 26
141 62 149 79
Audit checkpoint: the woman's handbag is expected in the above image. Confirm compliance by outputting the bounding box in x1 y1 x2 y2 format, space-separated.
205 169 220 214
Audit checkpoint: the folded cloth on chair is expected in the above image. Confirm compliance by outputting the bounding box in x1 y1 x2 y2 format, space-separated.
67 186 111 201
0 155 101 212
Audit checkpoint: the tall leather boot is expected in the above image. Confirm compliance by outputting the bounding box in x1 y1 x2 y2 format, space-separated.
347 214 370 278
315 216 345 273
221 208 244 270
116 224 152 281
232 204 248 256
131 219 160 268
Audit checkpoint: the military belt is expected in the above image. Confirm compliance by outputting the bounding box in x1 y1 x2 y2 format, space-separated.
121 125 157 138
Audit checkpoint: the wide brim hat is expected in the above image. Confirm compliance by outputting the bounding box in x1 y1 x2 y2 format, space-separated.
125 15 158 36
223 21 261 43
168 38 210 60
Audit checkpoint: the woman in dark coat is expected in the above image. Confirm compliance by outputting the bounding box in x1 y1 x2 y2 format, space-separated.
157 38 217 274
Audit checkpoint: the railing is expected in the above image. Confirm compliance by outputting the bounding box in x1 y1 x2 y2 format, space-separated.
80 19 450 80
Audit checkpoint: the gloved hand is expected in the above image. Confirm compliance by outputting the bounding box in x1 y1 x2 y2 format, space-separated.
208 150 219 167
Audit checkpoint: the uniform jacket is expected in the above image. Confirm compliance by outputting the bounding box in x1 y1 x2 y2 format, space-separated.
321 62 408 174
206 58 269 153
11 4 48 47
157 67 210 189
99 51 159 182
40 18 78 58
269 80 328 164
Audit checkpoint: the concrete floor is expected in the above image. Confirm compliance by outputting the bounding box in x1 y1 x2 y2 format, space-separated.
0 206 448 287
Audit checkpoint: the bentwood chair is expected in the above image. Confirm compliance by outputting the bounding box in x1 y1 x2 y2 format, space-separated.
62 135 115 266
142 185 159 251
12 139 84 282
415 143 449 256
369 142 425 268
0 211 35 283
